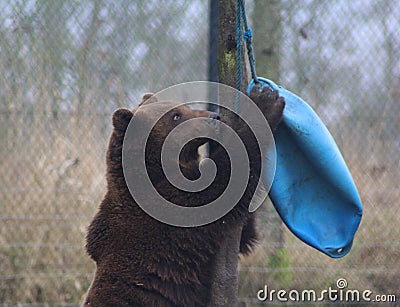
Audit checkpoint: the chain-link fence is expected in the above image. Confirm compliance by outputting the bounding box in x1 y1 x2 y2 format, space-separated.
0 0 399 305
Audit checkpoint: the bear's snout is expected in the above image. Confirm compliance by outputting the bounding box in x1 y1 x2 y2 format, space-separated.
206 112 220 131
208 112 220 120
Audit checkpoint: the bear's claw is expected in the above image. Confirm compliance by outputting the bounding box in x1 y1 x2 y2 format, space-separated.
249 86 285 131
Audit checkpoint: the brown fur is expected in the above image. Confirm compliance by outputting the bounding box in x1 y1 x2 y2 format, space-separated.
84 88 285 306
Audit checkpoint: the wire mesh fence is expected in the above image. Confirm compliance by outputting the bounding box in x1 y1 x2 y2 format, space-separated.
0 0 399 305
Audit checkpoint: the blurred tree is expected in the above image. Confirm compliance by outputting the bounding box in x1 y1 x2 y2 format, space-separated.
253 0 281 82
252 0 285 260
0 1 208 115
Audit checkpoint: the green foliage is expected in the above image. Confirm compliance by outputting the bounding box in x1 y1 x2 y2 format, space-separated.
268 248 293 288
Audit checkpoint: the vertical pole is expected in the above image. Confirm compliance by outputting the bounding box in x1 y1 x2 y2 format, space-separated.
216 0 248 88
208 0 248 305
208 0 219 113
208 0 219 84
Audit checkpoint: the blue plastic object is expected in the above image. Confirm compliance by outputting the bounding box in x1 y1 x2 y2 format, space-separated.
247 78 362 258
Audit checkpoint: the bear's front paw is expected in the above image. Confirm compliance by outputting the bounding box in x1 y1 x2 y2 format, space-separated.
249 86 285 131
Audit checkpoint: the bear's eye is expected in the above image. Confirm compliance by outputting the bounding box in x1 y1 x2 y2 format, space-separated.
172 113 182 121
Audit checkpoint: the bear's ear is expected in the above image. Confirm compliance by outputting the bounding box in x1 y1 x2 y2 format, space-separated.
139 93 158 106
112 108 133 132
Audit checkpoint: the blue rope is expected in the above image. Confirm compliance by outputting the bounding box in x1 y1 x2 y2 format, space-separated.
237 0 260 87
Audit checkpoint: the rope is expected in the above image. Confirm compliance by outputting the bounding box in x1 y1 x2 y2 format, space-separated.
237 0 260 88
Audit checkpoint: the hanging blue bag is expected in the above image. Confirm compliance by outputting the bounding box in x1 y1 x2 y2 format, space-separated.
247 78 362 258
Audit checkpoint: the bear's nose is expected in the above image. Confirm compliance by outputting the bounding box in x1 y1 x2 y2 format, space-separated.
208 112 220 120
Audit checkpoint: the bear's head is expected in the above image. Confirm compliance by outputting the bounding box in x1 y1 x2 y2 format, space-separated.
106 94 220 195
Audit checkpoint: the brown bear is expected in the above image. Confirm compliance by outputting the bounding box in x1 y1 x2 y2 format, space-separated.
84 87 285 306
